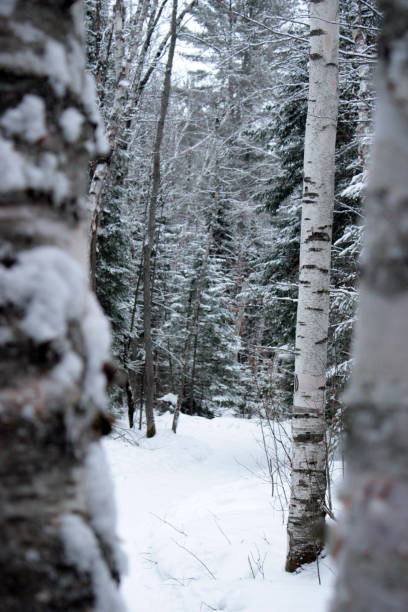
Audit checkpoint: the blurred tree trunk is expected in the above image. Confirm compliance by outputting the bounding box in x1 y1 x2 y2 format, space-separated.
330 2 408 609
285 0 339 573
0 2 125 610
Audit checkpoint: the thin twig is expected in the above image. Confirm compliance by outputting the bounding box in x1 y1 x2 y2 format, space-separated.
321 503 336 522
248 555 256 579
316 552 322 586
172 539 216 580
209 511 231 545
200 603 218 611
150 513 188 536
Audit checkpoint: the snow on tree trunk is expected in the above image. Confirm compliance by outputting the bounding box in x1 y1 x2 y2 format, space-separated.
330 3 408 609
285 0 339 573
0 2 125 610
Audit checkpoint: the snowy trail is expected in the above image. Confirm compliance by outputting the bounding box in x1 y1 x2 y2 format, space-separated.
104 414 335 612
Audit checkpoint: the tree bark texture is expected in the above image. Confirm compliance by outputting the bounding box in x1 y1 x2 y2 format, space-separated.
0 2 125 610
352 0 372 172
330 2 408 610
286 0 339 573
143 0 178 438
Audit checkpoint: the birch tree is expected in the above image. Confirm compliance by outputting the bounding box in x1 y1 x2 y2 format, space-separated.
0 1 125 609
285 0 339 572
330 1 408 609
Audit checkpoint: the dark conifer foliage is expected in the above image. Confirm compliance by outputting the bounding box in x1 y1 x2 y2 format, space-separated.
85 0 377 433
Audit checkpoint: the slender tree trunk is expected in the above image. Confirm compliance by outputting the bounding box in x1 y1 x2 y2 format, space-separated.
285 0 339 573
139 365 145 430
172 118 220 433
130 0 196 113
143 0 178 438
189 330 199 413
330 3 408 609
126 379 136 428
0 2 125 609
352 0 372 173
171 238 209 432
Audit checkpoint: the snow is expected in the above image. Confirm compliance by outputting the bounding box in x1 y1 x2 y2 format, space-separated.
0 28 107 155
59 107 84 143
85 443 127 575
104 413 336 612
0 246 85 344
0 136 25 191
60 513 127 612
0 0 15 16
0 94 47 143
10 21 45 43
158 393 178 406
0 137 69 203
44 40 70 96
0 246 110 408
52 351 83 388
81 293 111 408
82 73 109 155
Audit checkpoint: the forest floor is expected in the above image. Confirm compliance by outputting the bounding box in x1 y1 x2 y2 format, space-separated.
103 413 337 612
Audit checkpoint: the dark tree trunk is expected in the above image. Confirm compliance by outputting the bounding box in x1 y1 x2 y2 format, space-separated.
143 0 178 438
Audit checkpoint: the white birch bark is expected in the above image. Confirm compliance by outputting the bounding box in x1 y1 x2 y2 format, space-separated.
330 2 408 609
0 2 125 608
352 0 372 173
285 0 339 573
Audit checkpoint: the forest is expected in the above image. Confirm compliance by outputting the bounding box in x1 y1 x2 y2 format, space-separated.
1 0 408 610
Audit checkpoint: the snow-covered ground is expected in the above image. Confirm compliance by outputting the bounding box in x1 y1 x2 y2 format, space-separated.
104 413 336 612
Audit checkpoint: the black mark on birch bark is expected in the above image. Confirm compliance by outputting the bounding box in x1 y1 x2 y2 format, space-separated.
294 433 325 443
306 232 330 243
